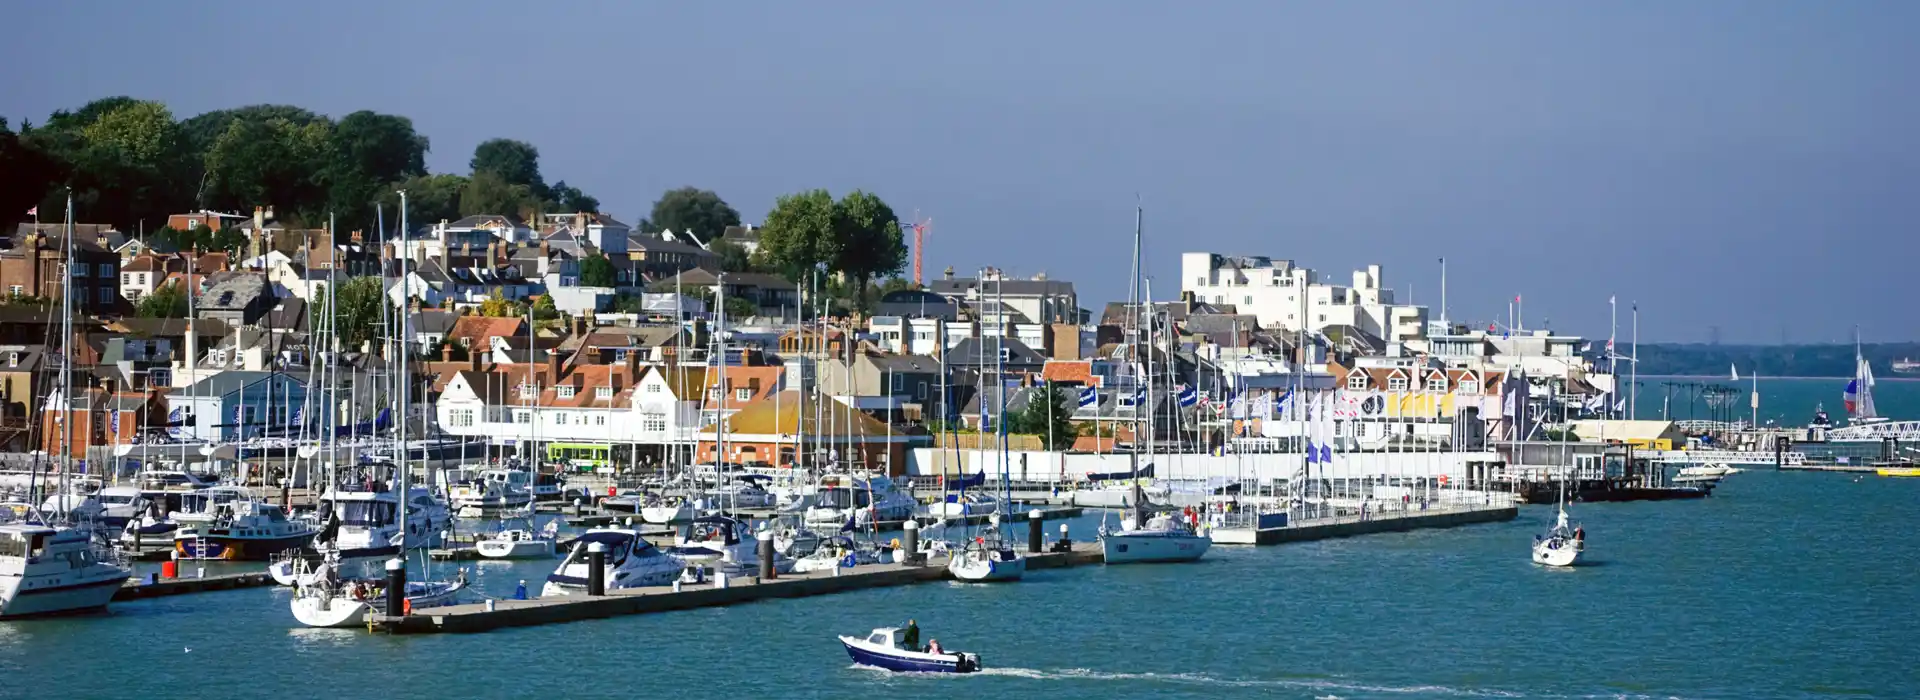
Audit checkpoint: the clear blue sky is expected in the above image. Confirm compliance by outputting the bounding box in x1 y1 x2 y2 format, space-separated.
6 2 1915 343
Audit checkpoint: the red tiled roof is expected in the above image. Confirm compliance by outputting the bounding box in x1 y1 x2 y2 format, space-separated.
1040 360 1099 386
449 316 525 348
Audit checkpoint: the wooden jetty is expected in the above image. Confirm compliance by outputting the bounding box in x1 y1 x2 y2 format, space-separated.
115 572 275 601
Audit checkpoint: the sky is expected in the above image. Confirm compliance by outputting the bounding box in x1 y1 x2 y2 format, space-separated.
5 2 1916 344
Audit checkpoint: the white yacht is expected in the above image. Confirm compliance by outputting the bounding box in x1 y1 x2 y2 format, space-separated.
541 529 688 597
703 476 777 509
1532 507 1585 567
638 495 701 525
446 469 534 517
475 528 555 559
665 515 794 575
0 522 132 618
289 553 466 628
804 474 917 528
95 487 147 529
1099 479 1211 565
929 491 1000 518
947 524 1025 582
268 486 451 586
37 488 106 525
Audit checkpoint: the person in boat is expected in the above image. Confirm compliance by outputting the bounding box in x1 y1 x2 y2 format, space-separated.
1574 525 1585 542
927 639 943 655
903 619 920 651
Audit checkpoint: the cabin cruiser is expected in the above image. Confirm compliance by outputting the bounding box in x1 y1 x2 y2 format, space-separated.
1673 463 1740 485
173 497 319 561
703 475 777 509
37 488 106 525
637 494 702 525
541 529 688 596
135 469 221 493
171 485 250 526
268 485 451 586
792 535 890 573
804 474 917 528
445 469 534 517
475 522 557 559
840 627 981 674
94 487 147 529
929 491 1000 518
0 522 132 618
665 515 794 575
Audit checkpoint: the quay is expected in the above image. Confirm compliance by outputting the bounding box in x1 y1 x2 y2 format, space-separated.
1212 503 1517 545
115 571 275 601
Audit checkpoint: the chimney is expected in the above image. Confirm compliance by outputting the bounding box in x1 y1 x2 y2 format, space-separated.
574 212 587 232
539 240 549 258
96 233 110 250
943 266 954 281
570 314 585 338
545 349 562 383
350 230 363 244
486 241 498 269
441 342 454 363
623 345 640 377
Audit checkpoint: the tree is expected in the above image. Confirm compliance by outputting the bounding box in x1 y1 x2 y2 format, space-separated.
0 117 61 222
579 253 617 287
459 171 538 218
469 138 547 199
645 187 740 241
315 276 385 348
1011 382 1076 450
532 293 559 321
324 110 429 221
202 116 333 223
710 238 761 273
548 180 599 214
724 295 757 321
134 283 189 318
379 173 467 234
478 290 522 318
756 189 838 282
831 190 905 312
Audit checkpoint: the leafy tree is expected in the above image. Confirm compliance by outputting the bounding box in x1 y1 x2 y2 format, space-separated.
579 253 617 287
134 283 189 318
724 295 757 320
0 117 60 221
459 171 538 218
1011 382 1076 450
202 116 333 223
710 239 762 273
644 187 739 241
548 180 599 214
23 99 192 230
379 173 467 234
324 110 429 223
478 290 523 318
532 294 559 321
314 276 385 348
756 189 838 281
211 226 247 257
831 190 904 312
469 138 547 199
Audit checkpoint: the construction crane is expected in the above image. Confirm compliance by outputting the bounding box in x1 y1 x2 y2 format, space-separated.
907 214 932 287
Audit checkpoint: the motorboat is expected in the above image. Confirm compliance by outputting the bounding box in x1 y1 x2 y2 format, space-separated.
1531 507 1585 567
704 476 777 509
268 485 451 586
445 470 534 517
947 528 1025 582
541 529 687 597
929 491 1000 518
0 522 132 619
135 469 221 493
476 522 557 559
531 471 566 502
638 495 700 525
289 554 467 628
665 515 794 575
173 498 318 561
37 488 105 525
804 474 917 528
94 487 147 529
840 627 981 674
792 535 890 574
170 486 249 526
118 509 178 551
1673 463 1740 485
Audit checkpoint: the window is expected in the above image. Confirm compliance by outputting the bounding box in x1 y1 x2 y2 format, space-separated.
100 288 114 303
1195 277 1206 286
71 262 88 277
594 414 606 426
123 273 133 285
595 386 613 399
645 383 662 394
1243 296 1251 305
513 410 531 424
734 388 751 401
1387 376 1408 392
1347 373 1369 391
7 285 20 296
1426 376 1448 393
556 385 576 399
553 412 566 426
149 369 170 387
1458 379 1480 395
998 347 1011 362
641 413 667 433
518 383 536 399
449 409 475 428
98 263 113 278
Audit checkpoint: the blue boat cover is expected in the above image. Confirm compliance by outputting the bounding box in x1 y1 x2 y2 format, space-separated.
1087 464 1153 482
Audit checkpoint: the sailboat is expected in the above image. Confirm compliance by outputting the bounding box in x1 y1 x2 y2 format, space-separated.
1844 334 1882 427
948 302 1026 582
1531 468 1584 567
290 191 467 626
1099 208 1211 565
1 195 132 619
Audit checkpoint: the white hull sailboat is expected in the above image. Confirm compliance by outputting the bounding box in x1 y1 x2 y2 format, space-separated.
1531 507 1584 567
947 538 1025 581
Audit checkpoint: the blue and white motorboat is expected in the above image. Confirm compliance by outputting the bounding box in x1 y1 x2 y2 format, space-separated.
839 627 981 673
541 529 687 597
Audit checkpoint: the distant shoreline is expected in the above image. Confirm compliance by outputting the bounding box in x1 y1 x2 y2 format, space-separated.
1639 374 1919 382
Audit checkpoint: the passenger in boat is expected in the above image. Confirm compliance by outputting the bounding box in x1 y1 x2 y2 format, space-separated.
903 619 920 651
927 639 943 655
1574 526 1585 542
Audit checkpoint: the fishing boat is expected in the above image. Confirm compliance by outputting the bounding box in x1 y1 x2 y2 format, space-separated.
541 529 687 596
476 521 558 559
173 497 318 561
0 522 132 619
840 627 981 674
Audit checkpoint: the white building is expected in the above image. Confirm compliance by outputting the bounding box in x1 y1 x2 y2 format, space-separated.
432 364 709 449
404 215 533 261
1180 253 1427 343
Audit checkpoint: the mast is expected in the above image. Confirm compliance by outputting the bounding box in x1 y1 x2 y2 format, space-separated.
57 193 76 521
995 275 1010 519
395 190 410 540
1129 205 1147 531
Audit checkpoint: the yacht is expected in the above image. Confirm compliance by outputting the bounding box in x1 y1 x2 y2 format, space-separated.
638 495 701 525
0 522 132 618
804 474 917 528
288 552 467 628
1531 507 1585 567
445 469 534 517
791 535 890 573
665 515 794 575
947 527 1025 582
173 497 318 561
475 525 556 559
929 491 1000 518
703 476 777 509
95 486 147 529
541 529 688 597
1100 510 1212 564
268 486 451 586
37 488 106 525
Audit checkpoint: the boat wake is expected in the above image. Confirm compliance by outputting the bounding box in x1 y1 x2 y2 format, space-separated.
869 666 1697 699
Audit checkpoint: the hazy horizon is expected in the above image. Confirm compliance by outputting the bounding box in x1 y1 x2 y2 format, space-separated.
6 2 1914 344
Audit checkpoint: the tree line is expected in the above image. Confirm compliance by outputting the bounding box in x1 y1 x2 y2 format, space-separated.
0 97 598 236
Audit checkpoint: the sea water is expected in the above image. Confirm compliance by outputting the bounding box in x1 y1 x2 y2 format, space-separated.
1 469 1913 699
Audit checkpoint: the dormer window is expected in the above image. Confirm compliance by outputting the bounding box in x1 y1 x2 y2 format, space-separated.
556 385 576 399
1458 378 1480 395
1426 376 1447 393
518 382 536 399
997 347 1011 362
1346 373 1369 391
595 386 613 399
5 352 15 367
1386 376 1408 392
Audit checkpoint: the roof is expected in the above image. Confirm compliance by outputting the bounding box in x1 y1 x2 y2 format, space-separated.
107 317 230 339
199 274 270 310
1040 360 1098 386
946 336 1047 367
649 268 796 292
445 214 525 229
864 353 940 374
179 370 303 396
704 390 893 439
626 233 711 256
448 316 526 348
1564 420 1681 443
929 277 1076 298
648 365 709 399
265 298 306 330
411 310 458 335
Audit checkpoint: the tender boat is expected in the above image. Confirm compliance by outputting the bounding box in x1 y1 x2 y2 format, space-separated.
541 529 687 597
0 522 132 619
476 523 557 559
840 627 981 673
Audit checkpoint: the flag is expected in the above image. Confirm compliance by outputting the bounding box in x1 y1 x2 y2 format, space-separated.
110 411 120 436
1843 379 1858 414
1583 392 1608 412
293 405 305 425
1077 386 1098 408
25 206 36 217
167 407 184 439
1177 384 1197 407
1133 386 1148 407
1273 389 1293 415
1253 392 1273 418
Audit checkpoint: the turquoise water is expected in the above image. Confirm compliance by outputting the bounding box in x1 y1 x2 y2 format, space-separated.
1631 375 1918 425
3 472 1914 699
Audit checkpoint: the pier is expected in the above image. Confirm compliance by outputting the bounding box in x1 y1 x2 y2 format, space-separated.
1212 503 1517 545
115 572 275 600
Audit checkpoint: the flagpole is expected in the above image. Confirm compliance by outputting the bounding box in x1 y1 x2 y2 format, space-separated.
1438 257 1447 330
1608 296 1618 420
1630 302 1638 421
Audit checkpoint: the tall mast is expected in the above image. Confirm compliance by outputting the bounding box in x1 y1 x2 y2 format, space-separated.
58 193 76 519
396 191 410 530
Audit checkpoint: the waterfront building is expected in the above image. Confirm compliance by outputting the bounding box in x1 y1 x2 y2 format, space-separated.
1180 252 1427 342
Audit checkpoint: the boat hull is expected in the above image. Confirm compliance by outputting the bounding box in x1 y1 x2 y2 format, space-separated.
840 637 980 673
1877 467 1920 478
476 539 553 559
1532 538 1583 567
1101 532 1211 564
0 574 127 619
1517 480 1710 504
947 551 1026 581
174 533 318 561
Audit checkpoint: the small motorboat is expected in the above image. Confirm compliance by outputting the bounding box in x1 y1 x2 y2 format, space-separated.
840 627 981 674
475 525 555 559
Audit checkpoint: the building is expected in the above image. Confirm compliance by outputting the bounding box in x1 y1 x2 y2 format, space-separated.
40 380 167 460
2 225 124 314
697 390 909 471
649 269 799 320
169 371 318 442
625 233 715 282
404 214 532 261
928 268 1079 325
195 273 274 328
1181 253 1428 343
